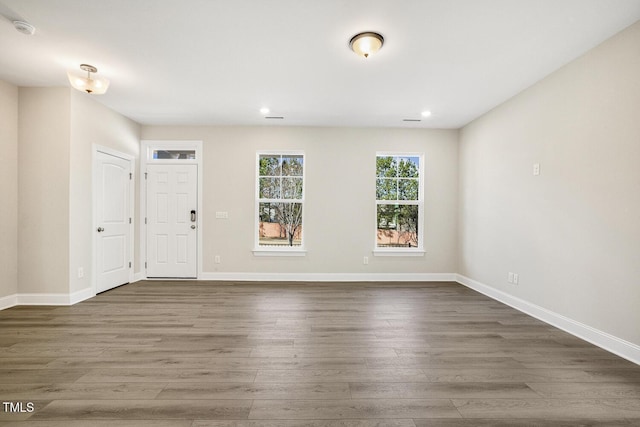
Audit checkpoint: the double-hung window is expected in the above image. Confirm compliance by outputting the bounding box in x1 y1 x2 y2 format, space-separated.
375 153 424 255
255 152 305 254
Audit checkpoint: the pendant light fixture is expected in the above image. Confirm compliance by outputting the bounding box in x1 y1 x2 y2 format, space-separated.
67 64 110 95
349 32 384 58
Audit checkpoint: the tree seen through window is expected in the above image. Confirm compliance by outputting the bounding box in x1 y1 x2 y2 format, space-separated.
376 155 422 248
257 154 304 247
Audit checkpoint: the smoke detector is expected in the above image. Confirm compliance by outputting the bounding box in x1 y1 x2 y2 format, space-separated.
13 20 36 35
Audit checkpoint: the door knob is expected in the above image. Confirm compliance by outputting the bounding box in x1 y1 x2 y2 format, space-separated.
97 227 104 232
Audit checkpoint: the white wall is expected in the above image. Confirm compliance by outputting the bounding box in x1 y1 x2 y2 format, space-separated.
0 81 18 300
18 88 71 294
70 91 141 294
13 87 140 298
459 21 640 345
141 126 459 277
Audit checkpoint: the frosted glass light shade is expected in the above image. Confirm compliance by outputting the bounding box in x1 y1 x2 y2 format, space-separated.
67 65 110 94
349 32 384 58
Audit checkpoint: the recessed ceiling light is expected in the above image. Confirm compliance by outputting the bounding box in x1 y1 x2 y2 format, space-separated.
260 107 270 115
421 110 432 117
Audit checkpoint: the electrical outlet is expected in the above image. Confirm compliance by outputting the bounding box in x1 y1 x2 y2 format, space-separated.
363 256 369 265
214 255 221 264
513 273 519 284
508 272 514 283
533 163 540 176
78 267 84 278
215 212 229 219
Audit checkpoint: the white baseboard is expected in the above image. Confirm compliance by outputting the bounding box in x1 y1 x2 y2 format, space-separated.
10 287 95 307
0 293 18 310
132 272 145 283
70 287 95 305
456 274 640 366
199 272 456 282
17 293 74 305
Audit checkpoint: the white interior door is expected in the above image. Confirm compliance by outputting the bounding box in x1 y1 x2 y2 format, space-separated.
96 151 131 293
146 164 198 278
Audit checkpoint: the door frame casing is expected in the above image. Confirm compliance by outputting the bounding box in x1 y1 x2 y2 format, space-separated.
140 140 203 280
92 145 135 296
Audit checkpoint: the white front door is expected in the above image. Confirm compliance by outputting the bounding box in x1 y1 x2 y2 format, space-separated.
146 164 198 278
96 151 131 293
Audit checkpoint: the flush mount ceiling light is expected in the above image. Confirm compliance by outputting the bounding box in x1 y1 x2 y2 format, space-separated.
349 31 384 58
67 64 110 95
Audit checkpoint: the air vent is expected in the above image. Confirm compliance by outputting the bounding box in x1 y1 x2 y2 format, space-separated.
265 116 284 119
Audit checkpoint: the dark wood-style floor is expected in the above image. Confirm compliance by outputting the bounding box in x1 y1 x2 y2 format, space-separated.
0 280 639 426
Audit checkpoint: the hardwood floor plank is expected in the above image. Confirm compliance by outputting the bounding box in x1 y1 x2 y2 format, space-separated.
191 421 417 427
46 355 366 370
0 358 53 368
248 399 460 419
0 422 192 427
76 368 257 383
527 382 640 398
411 419 633 426
514 355 640 369
0 369 88 384
0 347 106 358
420 367 600 383
46 357 217 369
254 368 427 382
0 401 51 422
349 382 539 399
452 398 640 419
28 399 252 421
157 382 351 400
0 382 165 400
249 347 398 358
102 347 252 358
365 356 524 369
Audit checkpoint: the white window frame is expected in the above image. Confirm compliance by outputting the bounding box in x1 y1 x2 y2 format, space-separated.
253 150 306 257
374 152 425 257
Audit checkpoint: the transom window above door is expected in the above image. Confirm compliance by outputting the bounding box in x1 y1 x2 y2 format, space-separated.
144 141 201 163
152 149 195 160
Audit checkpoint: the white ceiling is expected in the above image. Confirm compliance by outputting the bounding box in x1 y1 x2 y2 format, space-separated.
1 0 639 128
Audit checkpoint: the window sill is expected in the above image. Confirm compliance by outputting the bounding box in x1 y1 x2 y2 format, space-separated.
253 248 307 257
373 249 425 257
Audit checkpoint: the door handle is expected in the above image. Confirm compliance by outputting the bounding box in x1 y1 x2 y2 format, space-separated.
97 227 104 232
190 210 196 222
